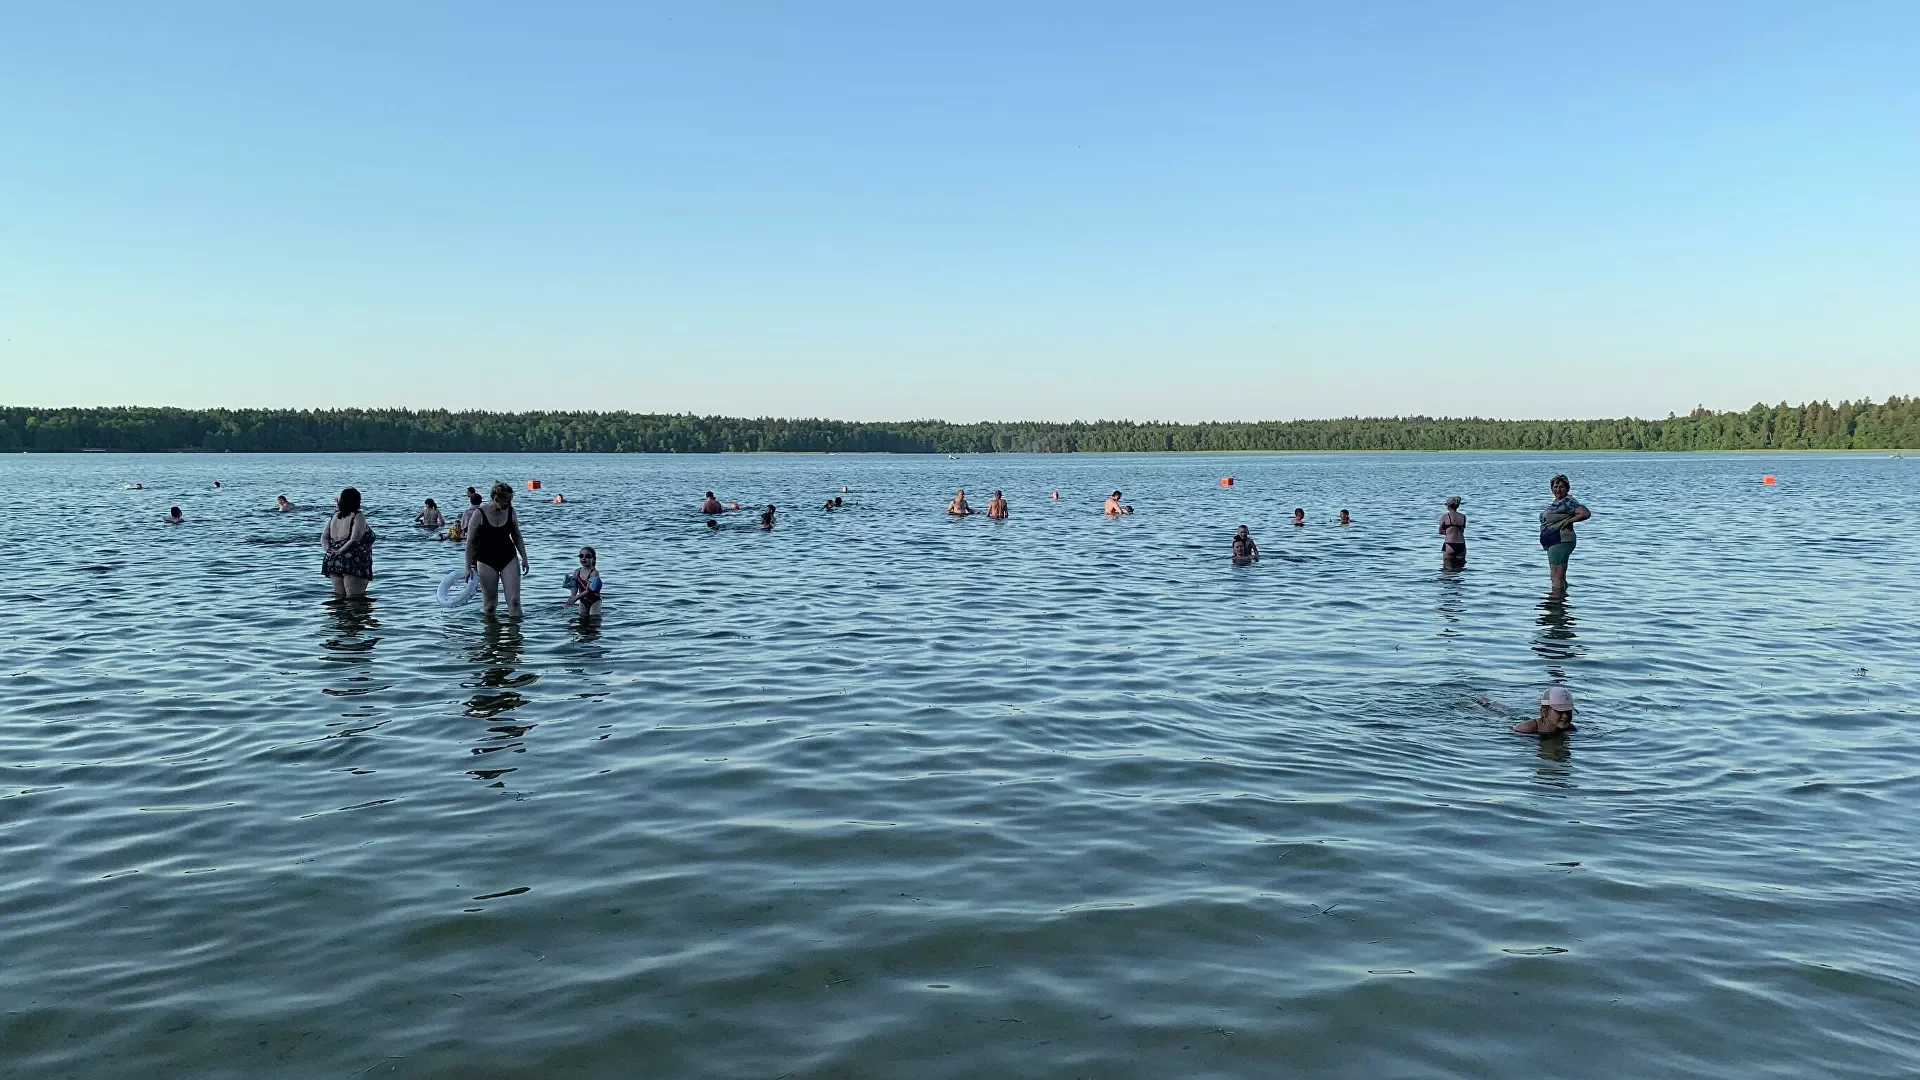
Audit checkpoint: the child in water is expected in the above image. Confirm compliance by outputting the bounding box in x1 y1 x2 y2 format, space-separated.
1231 525 1259 565
416 498 445 530
564 547 602 614
1479 688 1577 736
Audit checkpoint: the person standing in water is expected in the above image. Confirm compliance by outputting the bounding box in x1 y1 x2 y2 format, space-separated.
1231 525 1259 565
702 491 725 515
1438 496 1467 568
275 495 295 513
986 490 1008 519
1338 509 1351 525
321 487 374 599
165 506 184 524
1540 473 1591 592
760 505 777 530
1104 491 1124 516
947 489 975 516
1291 508 1305 527
564 547 602 615
415 498 445 531
465 482 530 616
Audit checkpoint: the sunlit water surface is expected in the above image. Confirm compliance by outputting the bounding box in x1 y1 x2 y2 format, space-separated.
4 452 1918 1079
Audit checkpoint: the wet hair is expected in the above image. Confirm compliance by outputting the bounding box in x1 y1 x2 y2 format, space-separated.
706 518 719 529
425 498 438 508
1551 473 1571 490
469 491 482 505
579 546 596 561
1235 525 1248 535
1445 496 1461 507
1111 490 1122 498
490 481 513 504
336 488 361 517
1293 507 1304 515
705 490 716 499
168 506 181 517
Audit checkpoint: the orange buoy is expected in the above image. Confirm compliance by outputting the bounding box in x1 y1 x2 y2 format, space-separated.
526 479 542 490
1762 475 1777 485
1220 476 1234 487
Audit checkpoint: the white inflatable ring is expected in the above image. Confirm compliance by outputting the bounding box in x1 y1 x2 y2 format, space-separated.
437 567 479 607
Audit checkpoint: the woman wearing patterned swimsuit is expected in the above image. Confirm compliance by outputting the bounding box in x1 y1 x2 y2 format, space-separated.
1540 474 1591 592
321 487 375 599
465 482 530 616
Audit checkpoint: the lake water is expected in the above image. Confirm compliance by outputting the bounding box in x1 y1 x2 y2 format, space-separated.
5 451 1918 1079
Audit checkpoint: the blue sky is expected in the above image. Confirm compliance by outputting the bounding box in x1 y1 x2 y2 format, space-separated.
2 2 1914 421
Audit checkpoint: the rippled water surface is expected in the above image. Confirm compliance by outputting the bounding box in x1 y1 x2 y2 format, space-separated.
6 452 1919 1079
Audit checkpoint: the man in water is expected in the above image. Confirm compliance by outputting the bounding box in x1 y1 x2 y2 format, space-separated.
1231 525 1259 565
822 499 836 511
947 489 975 516
702 491 725 515
986 490 1008 519
1104 491 1124 516
760 505 776 530
1438 496 1466 567
1292 508 1306 526
1338 509 1351 525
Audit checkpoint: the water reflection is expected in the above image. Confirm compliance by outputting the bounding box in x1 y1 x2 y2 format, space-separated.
465 617 535 781
1433 572 1466 639
319 601 386 725
1531 594 1583 665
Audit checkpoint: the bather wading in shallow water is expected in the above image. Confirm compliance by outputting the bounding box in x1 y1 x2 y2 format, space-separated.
564 547 602 616
947 489 975 516
465 482 530 617
701 491 725 515
1438 496 1467 568
321 487 374 599
986 490 1008 519
1540 474 1591 593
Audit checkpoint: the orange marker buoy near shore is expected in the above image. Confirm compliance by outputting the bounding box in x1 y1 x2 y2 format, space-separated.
1762 475 1777 485
1220 476 1234 487
526 479 542 490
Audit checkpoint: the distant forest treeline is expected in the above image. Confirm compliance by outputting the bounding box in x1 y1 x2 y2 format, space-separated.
3 398 1916 453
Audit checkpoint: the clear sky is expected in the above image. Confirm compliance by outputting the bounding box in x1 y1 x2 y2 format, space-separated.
2 3 1915 421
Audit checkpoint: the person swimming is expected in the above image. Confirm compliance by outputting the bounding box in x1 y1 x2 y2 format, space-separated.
1477 688 1577 735
415 498 445 530
1104 490 1123 515
564 547 602 614
165 506 183 524
1438 496 1466 567
1292 508 1305 526
760 505 776 530
822 499 836 511
275 495 294 513
1231 525 1259 565
947 489 975 516
701 491 724 515
705 518 720 531
1338 509 1351 525
833 496 844 508
986 490 1008 519
550 494 565 504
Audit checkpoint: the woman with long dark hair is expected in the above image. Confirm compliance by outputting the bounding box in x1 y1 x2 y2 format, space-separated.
321 487 375 598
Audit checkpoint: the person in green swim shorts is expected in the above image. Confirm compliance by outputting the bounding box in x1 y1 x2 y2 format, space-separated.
1540 473 1590 592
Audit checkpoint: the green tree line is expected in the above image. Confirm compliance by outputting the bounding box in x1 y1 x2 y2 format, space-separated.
2 398 1915 453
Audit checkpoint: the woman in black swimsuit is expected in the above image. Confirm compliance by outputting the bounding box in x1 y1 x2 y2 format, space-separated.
464 481 530 616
